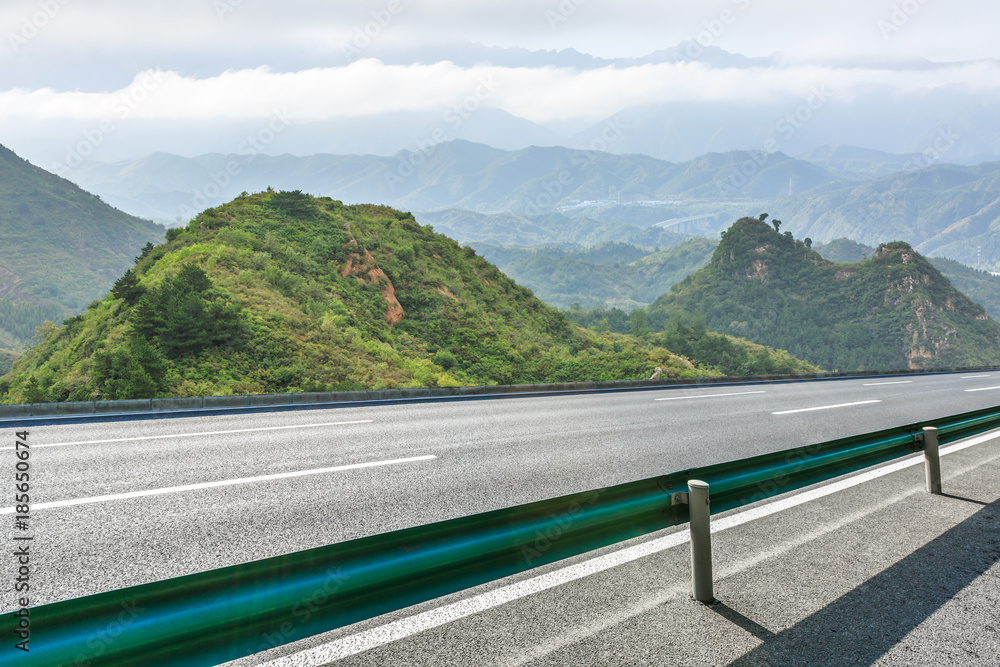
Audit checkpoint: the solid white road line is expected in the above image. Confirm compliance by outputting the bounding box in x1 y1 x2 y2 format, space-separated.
256 432 1000 667
655 391 766 401
965 386 1000 393
772 400 882 415
961 375 992 378
0 455 436 515
0 420 374 451
862 381 913 386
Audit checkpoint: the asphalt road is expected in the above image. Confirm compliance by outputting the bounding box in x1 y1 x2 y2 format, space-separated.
3 371 1000 613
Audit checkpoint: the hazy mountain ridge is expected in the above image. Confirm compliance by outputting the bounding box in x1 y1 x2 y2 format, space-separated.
418 208 701 249
364 41 779 71
774 162 1000 266
68 142 838 224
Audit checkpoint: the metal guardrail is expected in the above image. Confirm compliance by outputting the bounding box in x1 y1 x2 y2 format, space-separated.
3 404 999 666
3 365 1000 424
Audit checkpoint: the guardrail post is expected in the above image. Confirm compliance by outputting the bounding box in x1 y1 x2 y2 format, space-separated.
688 479 715 603
923 427 942 495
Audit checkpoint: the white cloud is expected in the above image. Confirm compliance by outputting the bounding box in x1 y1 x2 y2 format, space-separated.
2 59 998 126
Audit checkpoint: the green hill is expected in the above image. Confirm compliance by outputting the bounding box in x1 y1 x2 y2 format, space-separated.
0 144 165 349
2 191 735 403
814 238 1000 322
648 216 1000 371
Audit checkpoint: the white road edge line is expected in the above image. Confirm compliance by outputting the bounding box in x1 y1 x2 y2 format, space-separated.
655 391 766 401
862 381 913 386
256 430 1000 667
772 400 882 415
0 456 436 515
965 386 1000 393
0 420 375 450
961 375 992 378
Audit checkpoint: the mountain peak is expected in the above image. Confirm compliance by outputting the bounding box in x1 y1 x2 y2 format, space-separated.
655 217 1000 371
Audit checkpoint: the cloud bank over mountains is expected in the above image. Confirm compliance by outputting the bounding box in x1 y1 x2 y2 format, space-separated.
4 45 998 172
3 1 999 169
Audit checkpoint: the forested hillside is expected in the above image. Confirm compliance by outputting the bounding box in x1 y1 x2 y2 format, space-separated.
648 216 1000 371
566 306 818 377
0 143 165 349
814 238 1000 322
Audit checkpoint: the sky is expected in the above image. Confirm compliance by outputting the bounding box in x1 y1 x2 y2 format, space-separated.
1 0 998 167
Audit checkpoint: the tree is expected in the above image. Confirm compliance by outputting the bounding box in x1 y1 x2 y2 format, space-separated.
630 309 651 338
111 269 145 306
135 242 156 264
93 336 169 400
131 263 247 359
175 264 213 293
21 376 48 403
759 213 769 222
804 238 813 249
772 219 782 233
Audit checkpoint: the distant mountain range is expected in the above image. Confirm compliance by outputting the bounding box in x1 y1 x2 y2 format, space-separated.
774 162 1000 268
364 41 780 72
68 141 838 223
64 139 1000 273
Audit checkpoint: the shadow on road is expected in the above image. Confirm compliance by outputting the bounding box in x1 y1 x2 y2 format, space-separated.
721 498 1000 666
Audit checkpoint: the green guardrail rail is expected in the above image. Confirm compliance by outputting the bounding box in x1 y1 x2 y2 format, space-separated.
4 404 1000 666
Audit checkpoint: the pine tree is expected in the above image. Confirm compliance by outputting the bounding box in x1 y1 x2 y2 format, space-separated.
111 269 145 306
